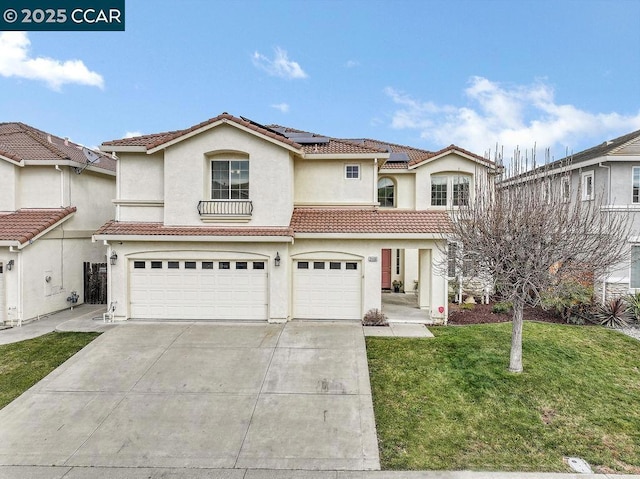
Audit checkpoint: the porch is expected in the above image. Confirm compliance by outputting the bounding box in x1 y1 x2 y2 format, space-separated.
381 292 439 324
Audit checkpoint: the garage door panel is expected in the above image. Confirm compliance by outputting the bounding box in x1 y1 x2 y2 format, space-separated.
293 261 361 320
129 260 268 320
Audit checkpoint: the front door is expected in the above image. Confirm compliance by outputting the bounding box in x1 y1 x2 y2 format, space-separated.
381 249 392 289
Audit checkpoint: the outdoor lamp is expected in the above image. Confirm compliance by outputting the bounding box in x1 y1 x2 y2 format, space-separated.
6 259 14 271
275 252 281 267
109 251 118 265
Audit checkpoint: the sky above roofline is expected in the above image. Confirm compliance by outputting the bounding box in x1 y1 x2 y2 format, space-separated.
1 0 639 161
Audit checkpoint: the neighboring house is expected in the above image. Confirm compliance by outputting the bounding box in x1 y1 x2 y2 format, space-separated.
96 113 494 323
0 123 116 324
503 129 640 300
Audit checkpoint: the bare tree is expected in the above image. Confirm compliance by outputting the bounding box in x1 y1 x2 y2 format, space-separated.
446 149 631 373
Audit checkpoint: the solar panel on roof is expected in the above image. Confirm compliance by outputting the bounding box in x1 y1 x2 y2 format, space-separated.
293 136 330 144
388 151 410 162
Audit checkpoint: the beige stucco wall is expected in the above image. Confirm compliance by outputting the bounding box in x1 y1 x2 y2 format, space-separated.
0 161 17 211
294 159 376 206
378 172 415 209
162 124 294 227
17 166 64 208
116 152 164 222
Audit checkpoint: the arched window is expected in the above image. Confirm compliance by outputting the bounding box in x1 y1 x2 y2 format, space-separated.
378 177 395 207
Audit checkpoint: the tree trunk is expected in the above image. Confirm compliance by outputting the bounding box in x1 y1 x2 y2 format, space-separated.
509 299 524 373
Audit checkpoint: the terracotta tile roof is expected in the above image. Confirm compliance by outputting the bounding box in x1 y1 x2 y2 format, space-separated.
290 208 452 234
409 144 493 167
267 125 388 155
0 123 116 172
95 221 294 237
102 113 303 151
0 207 76 244
346 138 434 165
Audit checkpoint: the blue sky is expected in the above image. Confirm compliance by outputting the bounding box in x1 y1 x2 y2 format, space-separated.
1 0 639 159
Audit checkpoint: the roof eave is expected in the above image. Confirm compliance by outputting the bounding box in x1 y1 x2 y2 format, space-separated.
146 118 304 156
303 153 391 160
292 232 448 239
100 145 147 153
93 233 294 243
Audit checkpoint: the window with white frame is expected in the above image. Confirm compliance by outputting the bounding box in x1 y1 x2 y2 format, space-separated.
345 164 360 179
581 171 594 201
377 177 395 207
453 176 470 206
431 174 472 207
561 176 571 202
211 160 249 199
631 246 640 288
633 167 640 203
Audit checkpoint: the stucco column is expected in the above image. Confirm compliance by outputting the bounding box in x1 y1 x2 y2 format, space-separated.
418 249 431 311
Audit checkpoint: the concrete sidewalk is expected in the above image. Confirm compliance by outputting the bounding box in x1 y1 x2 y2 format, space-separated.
0 466 637 478
0 303 112 345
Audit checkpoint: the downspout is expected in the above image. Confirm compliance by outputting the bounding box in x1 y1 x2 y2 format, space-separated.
598 162 611 303
55 165 64 207
9 246 22 325
373 158 378 205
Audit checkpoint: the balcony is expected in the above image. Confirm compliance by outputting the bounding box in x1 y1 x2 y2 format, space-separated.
197 200 253 221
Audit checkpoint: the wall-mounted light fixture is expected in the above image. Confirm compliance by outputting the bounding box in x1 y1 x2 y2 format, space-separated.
109 251 118 265
6 259 14 271
274 252 281 267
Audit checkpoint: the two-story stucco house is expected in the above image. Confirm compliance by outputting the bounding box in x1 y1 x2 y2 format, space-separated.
501 128 640 301
95 113 494 323
0 122 116 324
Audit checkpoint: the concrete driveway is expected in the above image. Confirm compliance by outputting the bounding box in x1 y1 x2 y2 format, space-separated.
0 321 379 471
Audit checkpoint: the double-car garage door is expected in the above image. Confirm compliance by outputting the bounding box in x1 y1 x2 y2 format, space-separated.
130 259 268 320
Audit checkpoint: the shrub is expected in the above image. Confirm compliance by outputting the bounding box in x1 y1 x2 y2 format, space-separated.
625 292 640 323
492 301 512 314
362 308 389 326
541 282 594 323
460 302 475 311
593 297 633 328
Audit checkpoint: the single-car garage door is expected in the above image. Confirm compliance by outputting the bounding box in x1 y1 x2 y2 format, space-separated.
129 259 268 320
293 260 361 320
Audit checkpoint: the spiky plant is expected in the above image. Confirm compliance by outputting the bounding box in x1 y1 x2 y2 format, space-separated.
593 297 633 328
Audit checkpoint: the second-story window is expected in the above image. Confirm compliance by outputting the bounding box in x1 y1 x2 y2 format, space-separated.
431 174 471 207
431 177 448 206
378 177 395 207
453 176 470 206
633 167 640 203
212 160 249 199
581 171 594 201
345 164 360 179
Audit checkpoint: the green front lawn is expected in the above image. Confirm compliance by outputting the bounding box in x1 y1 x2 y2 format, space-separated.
0 332 100 409
367 322 640 473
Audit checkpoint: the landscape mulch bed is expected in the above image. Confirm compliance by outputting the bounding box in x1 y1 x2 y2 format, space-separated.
448 303 565 325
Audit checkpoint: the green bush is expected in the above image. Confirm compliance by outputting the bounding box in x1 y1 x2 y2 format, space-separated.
541 282 594 323
460 302 475 311
491 301 512 314
625 292 640 322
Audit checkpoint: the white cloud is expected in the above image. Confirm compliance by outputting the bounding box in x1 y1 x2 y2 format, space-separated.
124 131 142 138
252 47 307 79
0 32 104 91
385 77 640 158
271 103 290 113
346 60 360 68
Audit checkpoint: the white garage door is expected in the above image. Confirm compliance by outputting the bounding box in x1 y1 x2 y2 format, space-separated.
293 260 361 320
129 259 268 320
